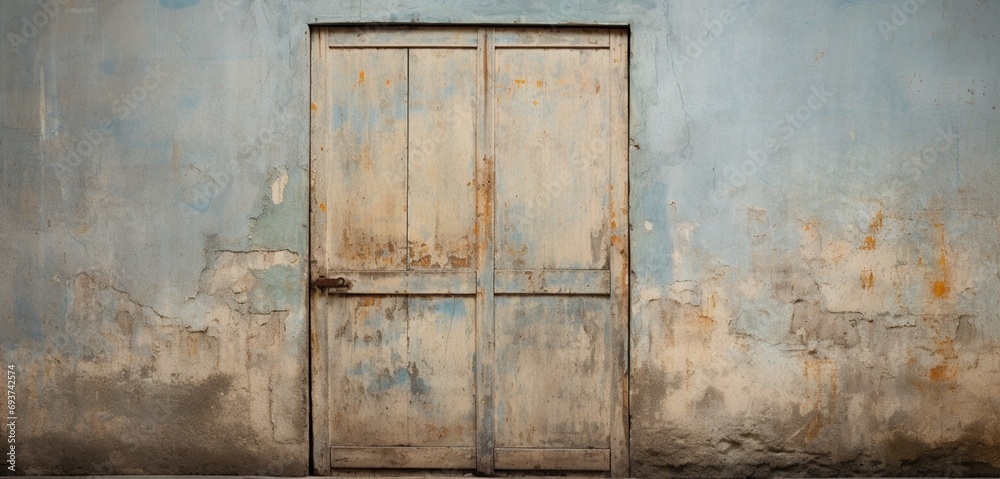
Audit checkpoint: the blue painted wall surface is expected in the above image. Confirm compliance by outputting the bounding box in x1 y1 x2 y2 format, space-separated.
1 0 998 475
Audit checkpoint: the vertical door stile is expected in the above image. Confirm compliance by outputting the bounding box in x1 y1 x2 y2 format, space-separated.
608 29 630 478
474 27 497 477
309 26 332 476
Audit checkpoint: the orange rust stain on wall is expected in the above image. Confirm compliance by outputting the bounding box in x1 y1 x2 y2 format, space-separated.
927 335 958 381
935 223 948 270
595 83 601 93
935 337 957 359
310 102 318 111
697 314 715 337
860 269 874 289
929 221 952 299
535 80 544 88
385 78 391 87
859 235 877 250
186 334 199 356
858 208 882 250
319 202 327 212
804 412 824 442
803 357 823 379
802 220 819 239
931 281 951 298
513 79 526 87
869 209 884 233
928 365 957 381
358 70 365 83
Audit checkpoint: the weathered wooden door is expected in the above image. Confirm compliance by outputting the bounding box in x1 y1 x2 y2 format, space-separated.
310 26 628 476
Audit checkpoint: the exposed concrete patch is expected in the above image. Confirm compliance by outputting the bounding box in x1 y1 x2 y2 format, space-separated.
271 168 289 205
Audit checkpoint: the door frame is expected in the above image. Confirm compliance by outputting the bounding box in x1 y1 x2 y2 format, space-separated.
307 24 631 477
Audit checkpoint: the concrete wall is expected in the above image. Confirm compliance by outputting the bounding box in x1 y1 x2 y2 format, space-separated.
2 0 998 475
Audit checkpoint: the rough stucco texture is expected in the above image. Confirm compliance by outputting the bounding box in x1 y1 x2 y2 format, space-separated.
1 0 999 476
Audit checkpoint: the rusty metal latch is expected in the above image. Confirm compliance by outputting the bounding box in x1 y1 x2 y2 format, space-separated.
314 276 351 291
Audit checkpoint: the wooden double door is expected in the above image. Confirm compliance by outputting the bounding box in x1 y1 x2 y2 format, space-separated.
310 26 628 476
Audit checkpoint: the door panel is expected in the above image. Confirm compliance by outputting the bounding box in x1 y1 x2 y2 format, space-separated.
495 296 611 448
324 296 476 447
311 26 629 476
408 48 478 270
313 48 408 271
405 297 477 445
494 48 612 270
325 295 409 446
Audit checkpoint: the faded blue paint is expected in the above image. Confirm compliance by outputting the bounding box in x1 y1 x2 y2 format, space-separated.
178 95 201 109
12 297 43 343
249 265 300 314
349 362 431 395
158 0 200 9
101 59 116 74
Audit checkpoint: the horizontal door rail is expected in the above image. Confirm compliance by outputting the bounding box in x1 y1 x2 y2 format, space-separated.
315 271 477 295
493 28 610 48
326 27 611 49
327 27 479 48
330 446 476 469
495 447 610 471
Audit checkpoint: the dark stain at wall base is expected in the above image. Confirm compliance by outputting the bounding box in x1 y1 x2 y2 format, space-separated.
17 372 303 475
632 421 1000 478
881 427 1000 477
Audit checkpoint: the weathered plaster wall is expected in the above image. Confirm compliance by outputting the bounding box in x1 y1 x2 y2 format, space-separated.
1 0 310 474
1 0 998 476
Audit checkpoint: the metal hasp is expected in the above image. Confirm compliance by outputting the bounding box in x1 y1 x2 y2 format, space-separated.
313 276 350 290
